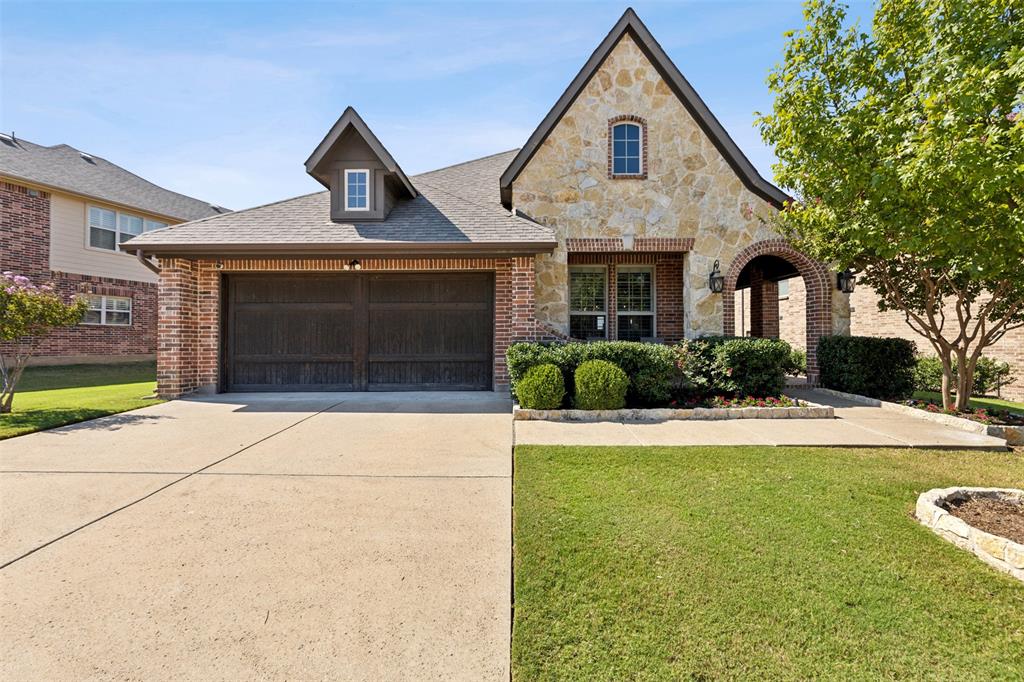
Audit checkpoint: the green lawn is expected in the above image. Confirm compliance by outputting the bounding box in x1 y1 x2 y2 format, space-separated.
513 446 1024 680
913 390 1024 413
0 362 162 440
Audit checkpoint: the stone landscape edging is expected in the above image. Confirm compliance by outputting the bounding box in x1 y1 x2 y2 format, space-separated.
813 387 1024 446
513 403 833 422
915 487 1024 583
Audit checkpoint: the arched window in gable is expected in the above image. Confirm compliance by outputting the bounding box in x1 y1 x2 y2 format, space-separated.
608 117 647 178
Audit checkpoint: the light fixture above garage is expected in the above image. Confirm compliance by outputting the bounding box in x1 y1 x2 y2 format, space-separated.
344 259 362 271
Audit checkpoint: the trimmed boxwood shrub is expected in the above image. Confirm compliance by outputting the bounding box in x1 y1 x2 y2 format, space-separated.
674 335 792 398
515 363 565 409
817 335 916 399
506 341 677 408
574 360 629 410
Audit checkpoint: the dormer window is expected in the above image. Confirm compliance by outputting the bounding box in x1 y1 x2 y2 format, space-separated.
608 116 648 179
345 169 369 211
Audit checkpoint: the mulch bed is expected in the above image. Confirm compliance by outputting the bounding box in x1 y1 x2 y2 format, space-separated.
942 497 1024 544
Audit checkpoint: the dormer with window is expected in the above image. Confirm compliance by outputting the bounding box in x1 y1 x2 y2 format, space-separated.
305 107 417 222
607 115 647 179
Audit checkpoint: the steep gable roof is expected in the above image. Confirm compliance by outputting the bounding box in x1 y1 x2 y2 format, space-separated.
0 135 228 221
499 8 789 208
304 106 417 198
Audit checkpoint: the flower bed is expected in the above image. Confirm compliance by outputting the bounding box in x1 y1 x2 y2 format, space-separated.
903 398 1024 427
916 487 1024 583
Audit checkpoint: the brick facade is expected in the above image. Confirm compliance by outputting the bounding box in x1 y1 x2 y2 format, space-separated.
771 278 1023 400
1 180 157 361
154 256 560 398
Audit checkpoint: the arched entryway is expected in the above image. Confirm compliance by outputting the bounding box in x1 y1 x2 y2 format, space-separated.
721 240 832 382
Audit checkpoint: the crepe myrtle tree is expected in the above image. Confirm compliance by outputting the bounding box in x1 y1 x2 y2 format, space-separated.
0 272 87 413
758 0 1024 411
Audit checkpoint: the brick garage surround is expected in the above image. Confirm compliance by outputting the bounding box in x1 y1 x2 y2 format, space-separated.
722 239 832 381
155 256 559 398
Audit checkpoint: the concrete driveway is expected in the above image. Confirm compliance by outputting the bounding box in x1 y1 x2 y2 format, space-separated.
0 392 512 681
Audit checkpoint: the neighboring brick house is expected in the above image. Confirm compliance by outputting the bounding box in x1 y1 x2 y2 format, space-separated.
0 136 227 364
124 9 854 398
759 279 1024 401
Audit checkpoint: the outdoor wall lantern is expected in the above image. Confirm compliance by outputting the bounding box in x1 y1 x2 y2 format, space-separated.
708 260 725 293
837 269 856 294
343 259 362 271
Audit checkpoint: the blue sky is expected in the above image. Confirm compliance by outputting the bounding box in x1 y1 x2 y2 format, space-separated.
1 1 871 210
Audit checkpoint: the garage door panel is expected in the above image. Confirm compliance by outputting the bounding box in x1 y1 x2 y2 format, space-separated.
367 360 490 390
232 361 355 390
226 273 492 391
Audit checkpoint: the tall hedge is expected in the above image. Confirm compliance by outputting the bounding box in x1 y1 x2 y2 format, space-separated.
817 336 916 400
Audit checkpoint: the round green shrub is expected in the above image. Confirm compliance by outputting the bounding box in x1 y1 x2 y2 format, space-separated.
574 359 628 410
515 363 565 409
631 367 672 407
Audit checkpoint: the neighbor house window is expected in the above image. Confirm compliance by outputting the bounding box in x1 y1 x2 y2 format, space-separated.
83 295 132 326
345 169 369 210
616 266 654 341
609 119 645 177
89 206 168 250
569 267 607 340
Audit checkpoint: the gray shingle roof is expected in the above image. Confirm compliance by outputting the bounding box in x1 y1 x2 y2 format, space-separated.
0 136 229 221
123 149 556 254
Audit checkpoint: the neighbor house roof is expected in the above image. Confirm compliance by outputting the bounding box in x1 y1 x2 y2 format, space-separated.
0 135 229 222
122 150 557 257
498 8 789 209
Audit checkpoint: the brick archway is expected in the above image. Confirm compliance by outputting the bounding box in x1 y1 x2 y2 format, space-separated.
721 239 832 381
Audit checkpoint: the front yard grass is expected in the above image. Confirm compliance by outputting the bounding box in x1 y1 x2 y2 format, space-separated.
513 446 1024 680
0 362 161 440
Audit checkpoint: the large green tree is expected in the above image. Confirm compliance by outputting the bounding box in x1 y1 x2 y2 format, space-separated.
759 0 1024 411
0 272 86 413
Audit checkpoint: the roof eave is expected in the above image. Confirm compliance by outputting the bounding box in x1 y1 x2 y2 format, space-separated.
498 8 790 209
121 240 558 259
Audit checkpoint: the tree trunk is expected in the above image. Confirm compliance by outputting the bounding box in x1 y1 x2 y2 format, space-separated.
939 352 955 411
0 353 27 415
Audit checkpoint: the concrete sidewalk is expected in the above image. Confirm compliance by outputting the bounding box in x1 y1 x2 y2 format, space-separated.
514 390 1008 450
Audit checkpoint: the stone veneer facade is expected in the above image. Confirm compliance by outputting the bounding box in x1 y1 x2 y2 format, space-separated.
510 33 848 377
155 256 555 397
0 180 157 362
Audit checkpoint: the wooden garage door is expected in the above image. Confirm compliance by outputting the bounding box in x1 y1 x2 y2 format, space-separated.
225 273 493 391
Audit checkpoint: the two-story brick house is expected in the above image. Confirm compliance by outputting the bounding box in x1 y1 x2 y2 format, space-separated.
123 9 852 397
0 136 227 364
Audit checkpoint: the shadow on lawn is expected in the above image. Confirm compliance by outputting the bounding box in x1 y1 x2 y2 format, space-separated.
0 406 168 439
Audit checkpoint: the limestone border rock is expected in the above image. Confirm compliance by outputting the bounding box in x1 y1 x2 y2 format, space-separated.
513 403 833 422
915 487 1024 583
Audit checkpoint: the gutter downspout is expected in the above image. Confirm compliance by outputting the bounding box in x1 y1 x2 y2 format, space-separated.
136 251 161 275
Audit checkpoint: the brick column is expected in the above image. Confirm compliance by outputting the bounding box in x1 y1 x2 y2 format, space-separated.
157 258 199 398
748 268 780 339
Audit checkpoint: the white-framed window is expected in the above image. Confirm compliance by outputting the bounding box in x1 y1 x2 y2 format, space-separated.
569 266 607 340
83 295 132 326
88 206 168 251
344 169 369 211
611 122 643 175
616 266 655 341
778 278 790 299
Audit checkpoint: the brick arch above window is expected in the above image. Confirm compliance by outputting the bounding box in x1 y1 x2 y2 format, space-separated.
607 115 648 179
